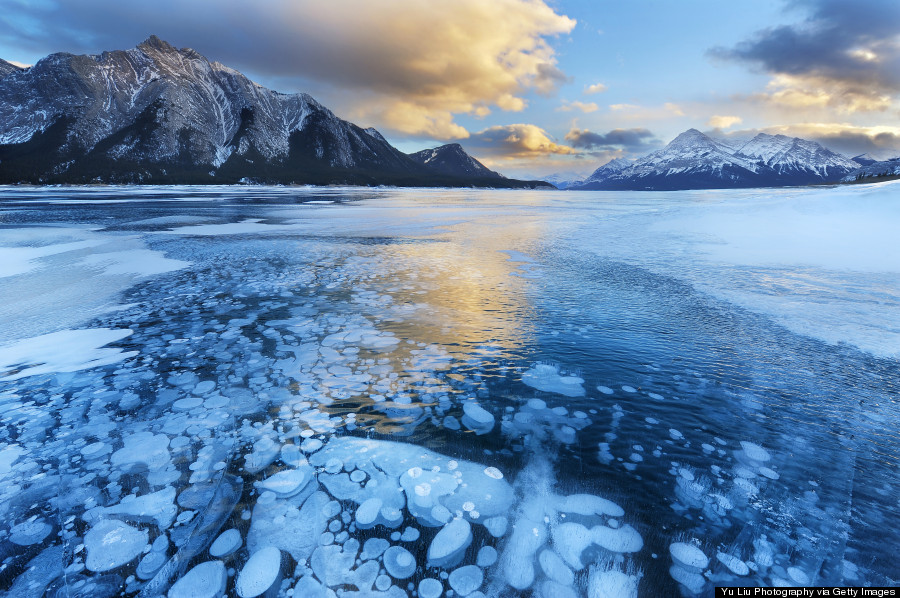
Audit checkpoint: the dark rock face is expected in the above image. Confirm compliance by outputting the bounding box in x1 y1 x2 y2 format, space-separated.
408 144 503 179
0 58 23 79
0 37 545 188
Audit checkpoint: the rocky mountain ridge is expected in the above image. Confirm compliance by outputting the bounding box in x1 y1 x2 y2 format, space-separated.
0 37 546 188
407 143 503 179
574 129 861 190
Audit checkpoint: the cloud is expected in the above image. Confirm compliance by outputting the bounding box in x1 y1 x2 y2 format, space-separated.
584 82 608 95
710 0 900 112
608 102 686 121
0 0 576 138
556 100 600 113
707 115 743 129
466 124 577 158
564 128 657 151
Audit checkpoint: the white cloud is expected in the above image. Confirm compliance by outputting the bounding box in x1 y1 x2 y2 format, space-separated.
556 100 599 113
585 82 608 95
707 115 743 129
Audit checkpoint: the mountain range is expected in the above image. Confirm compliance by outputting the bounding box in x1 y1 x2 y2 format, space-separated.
0 37 546 188
571 128 863 191
841 158 900 183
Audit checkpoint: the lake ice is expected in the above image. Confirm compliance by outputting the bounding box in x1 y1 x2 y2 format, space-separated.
0 183 897 596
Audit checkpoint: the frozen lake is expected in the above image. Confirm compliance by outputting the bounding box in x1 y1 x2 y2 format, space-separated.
0 183 897 597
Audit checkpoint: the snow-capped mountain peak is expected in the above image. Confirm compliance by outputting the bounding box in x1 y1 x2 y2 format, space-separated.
572 127 858 190
734 133 858 177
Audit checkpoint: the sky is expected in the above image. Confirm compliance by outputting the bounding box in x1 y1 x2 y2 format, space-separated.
1 0 899 178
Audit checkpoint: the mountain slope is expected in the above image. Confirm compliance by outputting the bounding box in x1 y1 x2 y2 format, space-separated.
734 133 858 183
572 128 858 190
0 37 546 187
575 129 762 190
580 157 631 186
408 143 503 179
539 171 587 189
0 59 22 79
842 158 900 183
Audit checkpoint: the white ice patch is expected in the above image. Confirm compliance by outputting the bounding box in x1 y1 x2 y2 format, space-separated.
162 219 306 236
568 181 900 358
169 561 227 598
0 328 136 380
236 546 283 598
521 363 585 397
0 238 109 278
79 249 188 277
84 519 148 573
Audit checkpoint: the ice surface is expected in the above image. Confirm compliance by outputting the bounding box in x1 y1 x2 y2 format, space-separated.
9 518 52 545
539 548 574 585
168 561 227 598
1 186 896 595
589 567 638 598
210 529 242 558
462 400 495 434
521 363 585 397
0 238 109 278
84 519 149 572
80 249 188 277
449 564 483 596
236 546 282 598
570 181 900 357
418 578 443 598
556 494 624 518
83 486 177 529
716 552 749 576
670 542 708 572
0 328 136 380
384 545 416 579
427 518 472 568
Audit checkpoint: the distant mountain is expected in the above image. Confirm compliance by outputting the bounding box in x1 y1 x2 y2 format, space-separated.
579 157 631 186
0 37 547 188
733 133 859 183
842 158 900 183
539 171 587 189
408 143 503 179
575 129 762 190
851 153 879 166
0 59 22 79
572 128 859 190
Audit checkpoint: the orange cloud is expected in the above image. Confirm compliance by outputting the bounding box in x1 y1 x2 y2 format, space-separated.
467 124 577 158
274 0 577 137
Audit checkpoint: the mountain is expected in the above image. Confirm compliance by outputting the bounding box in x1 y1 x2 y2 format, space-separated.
733 133 859 183
579 157 631 186
851 153 879 166
575 129 762 190
407 143 503 179
0 37 547 188
842 158 900 183
539 171 587 189
0 59 22 79
572 128 858 190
